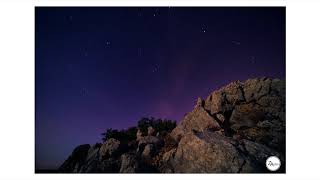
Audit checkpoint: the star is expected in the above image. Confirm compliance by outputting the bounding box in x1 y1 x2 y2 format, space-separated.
152 64 160 73
152 67 157 73
201 25 207 33
105 41 111 48
231 40 241 45
153 8 160 17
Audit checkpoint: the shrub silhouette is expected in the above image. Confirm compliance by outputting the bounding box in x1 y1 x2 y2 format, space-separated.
101 117 176 142
101 127 137 143
137 117 176 136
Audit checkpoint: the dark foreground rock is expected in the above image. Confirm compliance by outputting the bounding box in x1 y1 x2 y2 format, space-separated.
58 77 285 173
58 144 91 173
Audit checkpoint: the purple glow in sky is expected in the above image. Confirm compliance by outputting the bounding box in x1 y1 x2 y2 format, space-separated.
35 7 285 169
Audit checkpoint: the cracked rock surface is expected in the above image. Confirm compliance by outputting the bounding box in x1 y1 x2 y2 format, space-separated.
169 77 285 173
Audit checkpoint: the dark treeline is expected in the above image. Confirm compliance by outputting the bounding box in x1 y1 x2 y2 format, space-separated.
101 117 176 142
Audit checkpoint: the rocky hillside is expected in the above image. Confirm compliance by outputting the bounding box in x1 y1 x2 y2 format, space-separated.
58 77 285 173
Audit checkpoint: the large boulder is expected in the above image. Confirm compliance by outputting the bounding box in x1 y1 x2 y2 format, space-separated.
158 148 177 173
239 139 285 173
171 130 283 173
172 131 247 173
80 141 122 173
171 106 221 141
99 138 121 160
240 120 285 153
203 77 285 115
229 78 285 153
229 102 265 130
243 77 272 102
204 80 245 114
119 153 140 173
137 136 163 155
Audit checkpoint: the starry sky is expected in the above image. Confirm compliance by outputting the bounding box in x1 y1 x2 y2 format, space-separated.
35 7 285 169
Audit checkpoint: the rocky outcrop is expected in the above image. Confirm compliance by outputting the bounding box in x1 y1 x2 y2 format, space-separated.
171 105 221 141
173 131 248 173
169 130 283 173
59 77 285 173
147 126 156 136
169 77 285 173
119 153 139 173
137 135 164 158
78 143 101 173
136 129 143 141
59 144 91 173
99 138 121 160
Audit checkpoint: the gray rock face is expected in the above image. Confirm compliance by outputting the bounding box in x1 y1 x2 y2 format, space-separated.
172 131 247 173
204 80 245 114
99 138 121 160
158 148 176 173
78 143 101 173
161 148 176 164
195 97 204 108
229 103 265 130
243 77 272 102
169 77 285 173
120 153 139 173
170 130 283 173
171 106 221 141
137 136 163 155
86 143 101 161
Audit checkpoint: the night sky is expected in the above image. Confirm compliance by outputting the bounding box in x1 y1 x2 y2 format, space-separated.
35 7 285 169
